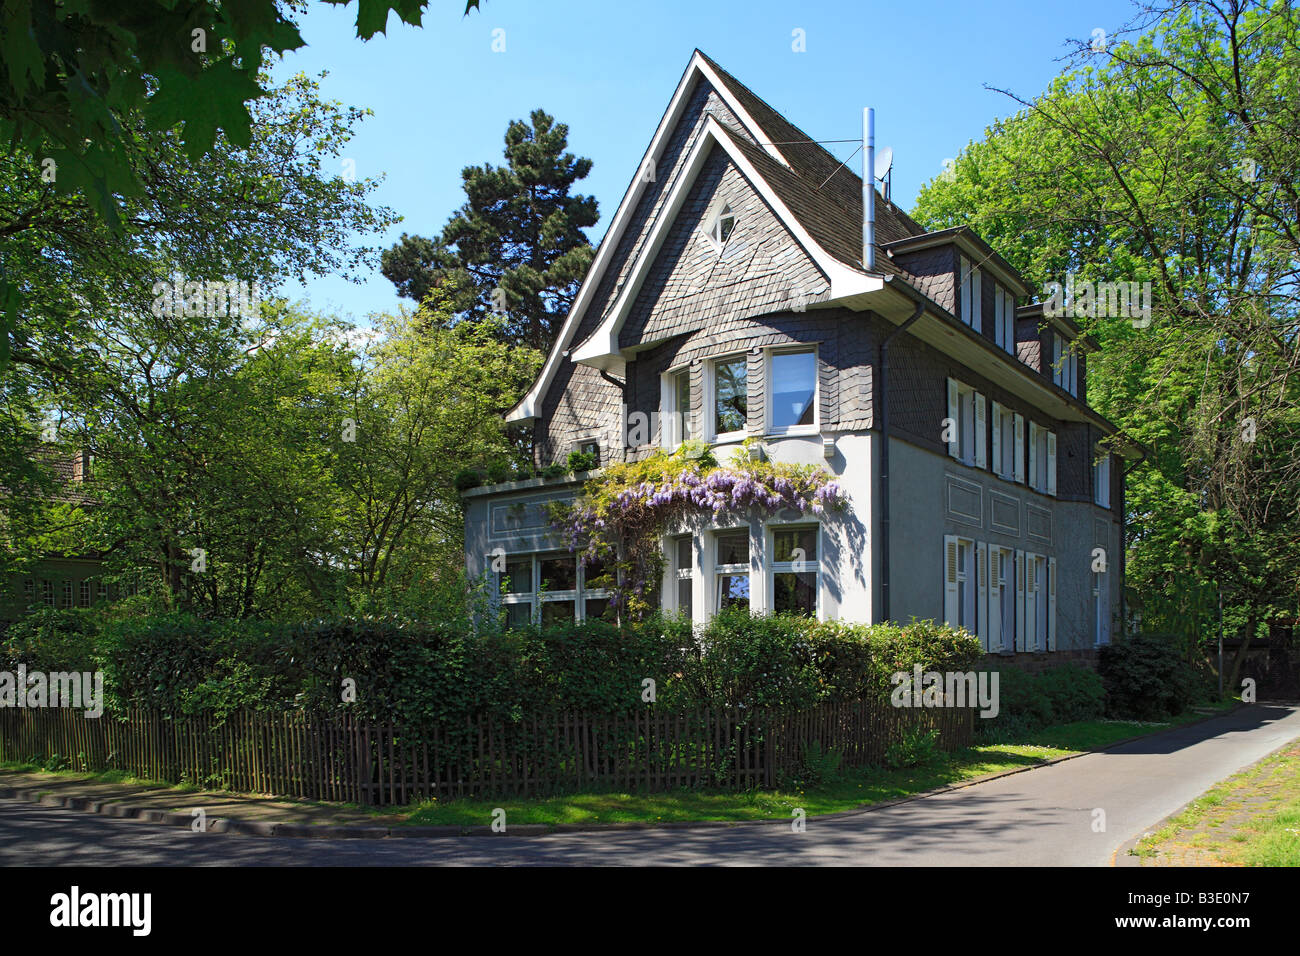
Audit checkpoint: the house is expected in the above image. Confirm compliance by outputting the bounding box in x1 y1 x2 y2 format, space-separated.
463 50 1139 663
1 445 113 622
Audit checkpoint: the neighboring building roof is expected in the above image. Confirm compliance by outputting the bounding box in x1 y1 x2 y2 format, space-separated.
24 444 97 507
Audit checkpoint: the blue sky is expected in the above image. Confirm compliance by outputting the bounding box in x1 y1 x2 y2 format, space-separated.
272 0 1138 322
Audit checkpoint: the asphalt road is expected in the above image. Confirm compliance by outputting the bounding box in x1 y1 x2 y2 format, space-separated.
1 703 1296 866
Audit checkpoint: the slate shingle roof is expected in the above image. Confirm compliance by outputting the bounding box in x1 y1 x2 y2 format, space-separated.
697 51 926 275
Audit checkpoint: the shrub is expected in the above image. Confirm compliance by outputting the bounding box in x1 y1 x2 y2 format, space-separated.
564 450 598 473
1037 663 1105 723
453 468 483 491
796 740 843 785
1099 633 1208 720
885 726 939 769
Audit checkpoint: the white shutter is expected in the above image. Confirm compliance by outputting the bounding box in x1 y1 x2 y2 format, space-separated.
1014 550 1026 652
991 403 1003 477
1048 556 1058 651
988 549 1002 652
977 542 989 650
972 268 983 331
943 534 958 624
1014 414 1025 483
1046 431 1057 496
974 392 987 469
994 289 1004 347
1028 423 1038 490
946 378 959 459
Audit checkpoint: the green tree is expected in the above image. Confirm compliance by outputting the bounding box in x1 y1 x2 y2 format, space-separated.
381 109 599 350
911 0 1300 681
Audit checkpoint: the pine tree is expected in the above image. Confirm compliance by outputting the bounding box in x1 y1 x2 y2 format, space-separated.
382 109 598 351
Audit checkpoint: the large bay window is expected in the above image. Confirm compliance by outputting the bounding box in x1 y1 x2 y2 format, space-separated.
498 553 613 626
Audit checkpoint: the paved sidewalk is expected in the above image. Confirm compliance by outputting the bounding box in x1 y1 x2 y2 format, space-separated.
0 770 395 836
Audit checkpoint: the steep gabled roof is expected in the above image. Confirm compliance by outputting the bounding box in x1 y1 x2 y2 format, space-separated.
696 51 925 264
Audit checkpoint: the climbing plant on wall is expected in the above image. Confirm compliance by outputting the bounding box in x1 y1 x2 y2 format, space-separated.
551 440 847 620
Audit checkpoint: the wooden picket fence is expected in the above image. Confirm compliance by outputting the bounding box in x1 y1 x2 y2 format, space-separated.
0 701 973 806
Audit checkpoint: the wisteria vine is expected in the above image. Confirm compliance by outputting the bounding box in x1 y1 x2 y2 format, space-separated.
550 444 848 619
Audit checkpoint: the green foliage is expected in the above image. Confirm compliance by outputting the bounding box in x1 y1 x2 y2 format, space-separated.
1099 633 1209 720
381 109 599 351
885 727 940 769
797 741 844 786
1036 663 1106 724
977 664 1105 741
564 450 599 473
910 0 1300 666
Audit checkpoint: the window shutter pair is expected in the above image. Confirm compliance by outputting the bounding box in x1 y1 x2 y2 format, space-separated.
1013 554 1024 650
1047 557 1057 651
943 534 959 625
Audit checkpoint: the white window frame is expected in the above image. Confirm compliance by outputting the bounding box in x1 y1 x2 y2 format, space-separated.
1094 451 1111 508
708 354 748 442
990 545 1015 653
713 528 751 612
661 366 694 450
944 534 978 635
670 534 694 619
991 401 1018 480
946 378 986 469
994 286 1015 353
960 255 983 330
1052 332 1078 397
701 197 737 253
767 523 821 620
765 347 819 436
498 553 613 625
1028 421 1056 495
1094 570 1110 646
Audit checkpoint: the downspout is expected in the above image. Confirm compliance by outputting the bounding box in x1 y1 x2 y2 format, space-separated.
863 108 875 272
878 291 925 624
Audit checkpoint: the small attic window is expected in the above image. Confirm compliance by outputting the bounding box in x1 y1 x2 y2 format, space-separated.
709 204 736 246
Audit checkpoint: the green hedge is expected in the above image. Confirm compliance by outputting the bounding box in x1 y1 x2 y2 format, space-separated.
978 663 1106 739
0 606 983 726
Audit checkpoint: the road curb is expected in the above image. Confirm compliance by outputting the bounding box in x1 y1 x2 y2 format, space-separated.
0 704 1249 841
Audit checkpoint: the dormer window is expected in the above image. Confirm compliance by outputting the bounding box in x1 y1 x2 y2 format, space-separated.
1052 332 1079 397
708 203 736 248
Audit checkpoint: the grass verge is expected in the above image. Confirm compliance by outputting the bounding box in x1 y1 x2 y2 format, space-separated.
1131 740 1300 866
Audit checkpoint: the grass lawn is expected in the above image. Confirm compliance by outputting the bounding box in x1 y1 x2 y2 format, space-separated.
1132 740 1300 866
